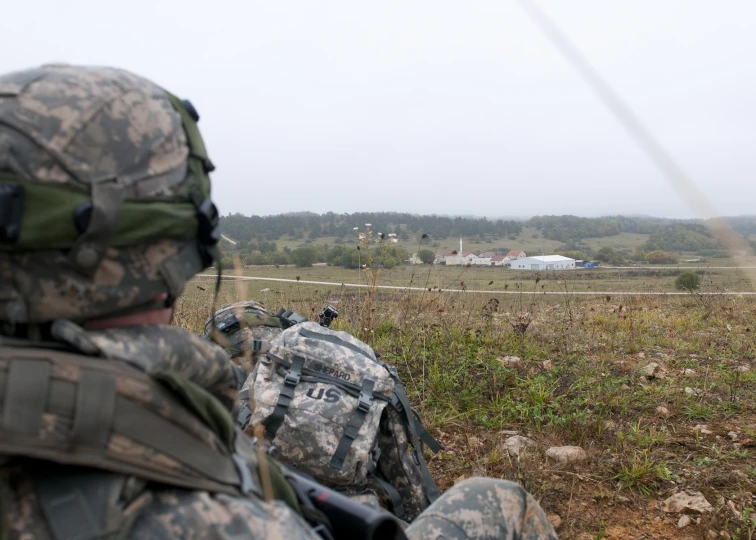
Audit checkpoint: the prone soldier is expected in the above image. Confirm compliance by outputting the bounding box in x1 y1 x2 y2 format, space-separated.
0 64 557 540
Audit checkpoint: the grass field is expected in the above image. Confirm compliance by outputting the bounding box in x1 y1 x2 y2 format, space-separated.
176 266 756 539
203 263 756 297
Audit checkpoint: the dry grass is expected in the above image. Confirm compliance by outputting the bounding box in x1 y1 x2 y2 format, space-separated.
176 271 756 539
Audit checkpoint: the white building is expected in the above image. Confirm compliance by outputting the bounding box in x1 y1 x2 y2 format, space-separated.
510 255 576 271
507 250 527 260
472 256 492 266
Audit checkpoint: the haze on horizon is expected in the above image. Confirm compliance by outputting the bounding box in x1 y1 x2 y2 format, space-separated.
2 1 754 220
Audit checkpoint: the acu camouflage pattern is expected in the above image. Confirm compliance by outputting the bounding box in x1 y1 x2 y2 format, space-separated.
6 471 323 540
0 64 204 324
249 321 394 488
246 321 442 522
0 323 324 539
0 324 251 494
406 478 558 540
201 300 283 366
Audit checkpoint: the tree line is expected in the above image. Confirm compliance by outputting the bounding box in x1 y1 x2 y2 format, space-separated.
220 211 523 243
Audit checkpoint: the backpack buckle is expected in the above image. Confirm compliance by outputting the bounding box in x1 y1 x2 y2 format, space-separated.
0 183 24 243
284 371 301 386
357 391 373 413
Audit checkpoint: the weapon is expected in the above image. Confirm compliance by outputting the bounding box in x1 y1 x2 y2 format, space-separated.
318 305 339 327
276 305 339 329
281 464 408 540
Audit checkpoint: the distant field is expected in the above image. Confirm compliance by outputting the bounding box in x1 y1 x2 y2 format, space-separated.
195 264 756 308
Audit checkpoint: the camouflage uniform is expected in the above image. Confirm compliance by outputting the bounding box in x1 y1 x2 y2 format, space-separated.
0 64 557 539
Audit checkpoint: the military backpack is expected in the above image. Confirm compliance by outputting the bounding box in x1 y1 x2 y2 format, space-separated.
246 321 443 521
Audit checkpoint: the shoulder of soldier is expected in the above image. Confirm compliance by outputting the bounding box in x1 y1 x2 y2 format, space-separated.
131 487 321 540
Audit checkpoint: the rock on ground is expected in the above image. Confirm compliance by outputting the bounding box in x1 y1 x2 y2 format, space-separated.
661 491 714 514
642 362 661 378
499 356 521 368
656 406 670 418
504 435 536 458
694 424 713 435
545 446 588 465
678 515 692 528
547 514 562 530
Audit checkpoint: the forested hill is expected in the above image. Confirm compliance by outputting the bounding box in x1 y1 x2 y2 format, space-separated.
220 212 523 242
220 212 756 246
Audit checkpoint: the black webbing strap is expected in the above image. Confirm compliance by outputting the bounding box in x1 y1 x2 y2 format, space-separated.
411 407 443 454
391 382 442 502
3 359 50 435
372 474 406 520
265 356 305 440
71 370 116 448
330 378 375 470
298 327 373 359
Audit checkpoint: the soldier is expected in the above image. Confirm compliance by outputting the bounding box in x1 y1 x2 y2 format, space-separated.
0 64 557 539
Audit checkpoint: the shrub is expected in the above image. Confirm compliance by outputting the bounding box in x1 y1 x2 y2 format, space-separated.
418 249 435 264
675 271 701 291
645 250 677 264
290 246 318 267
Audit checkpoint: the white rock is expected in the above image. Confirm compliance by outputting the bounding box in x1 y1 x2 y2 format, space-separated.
547 514 562 530
621 384 631 391
499 430 519 436
642 362 661 378
617 495 631 503
638 352 646 359
657 406 670 418
678 515 692 528
545 446 588 465
542 360 553 370
504 435 536 458
499 356 521 368
737 365 750 373
694 424 713 435
683 368 697 377
685 387 695 396
260 288 272 292
728 431 739 441
661 491 714 514
727 500 740 518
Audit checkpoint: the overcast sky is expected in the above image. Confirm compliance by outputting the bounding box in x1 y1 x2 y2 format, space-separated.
2 1 754 219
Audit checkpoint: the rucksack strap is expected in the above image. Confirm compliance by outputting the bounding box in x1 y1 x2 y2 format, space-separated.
330 379 375 470
237 389 253 430
0 349 260 497
32 468 135 540
411 407 443 454
265 355 305 440
371 474 406 521
390 382 442 503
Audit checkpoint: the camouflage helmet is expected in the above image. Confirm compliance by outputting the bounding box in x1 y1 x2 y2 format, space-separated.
0 64 220 324
202 300 283 361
